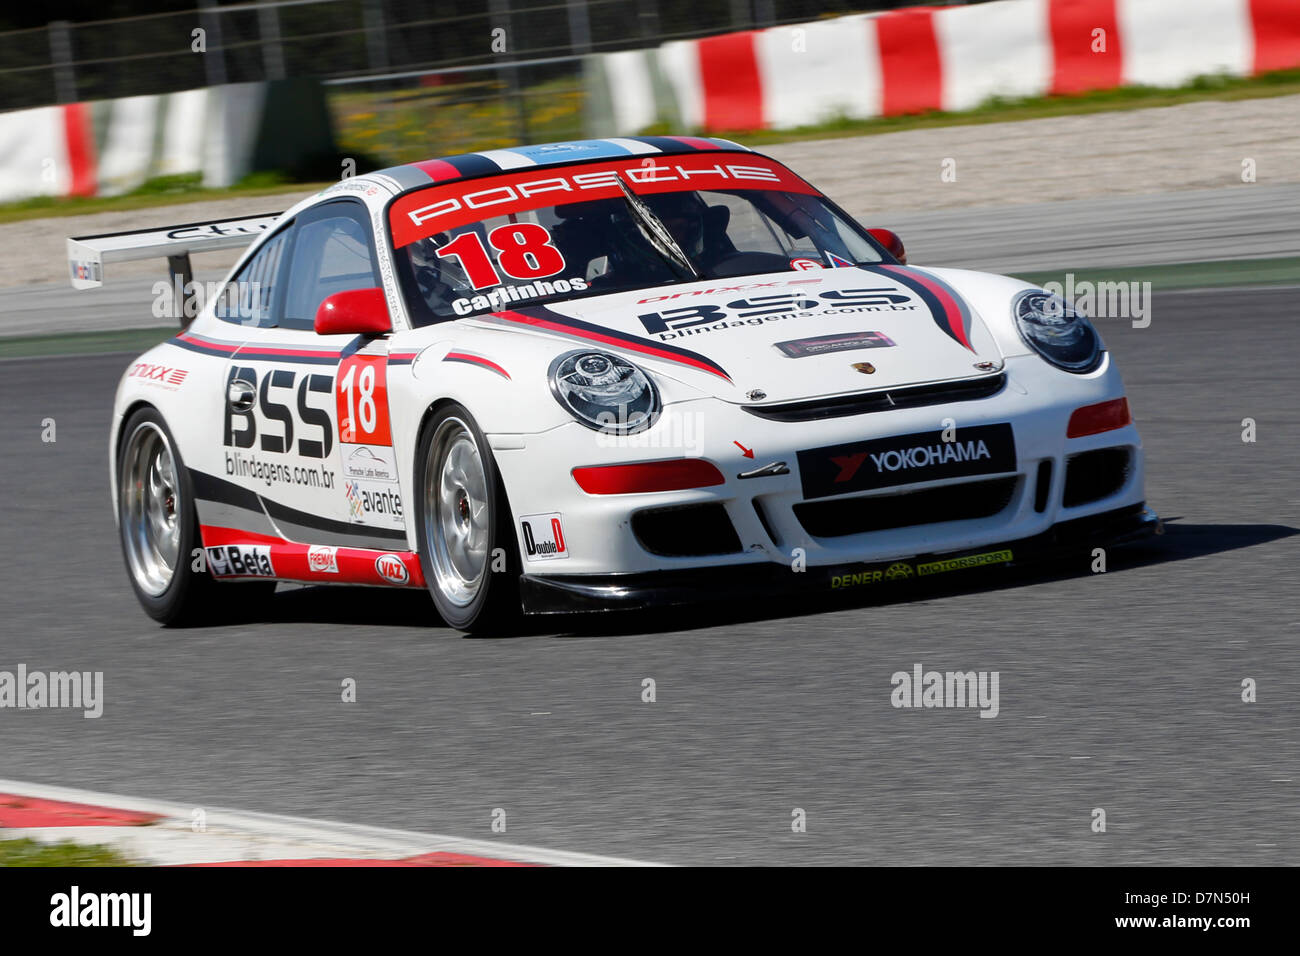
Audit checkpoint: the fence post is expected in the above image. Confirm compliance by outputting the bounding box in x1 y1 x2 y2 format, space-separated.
362 0 390 73
566 0 592 56
259 2 286 81
199 0 228 87
489 0 528 144
49 20 77 104
729 0 750 30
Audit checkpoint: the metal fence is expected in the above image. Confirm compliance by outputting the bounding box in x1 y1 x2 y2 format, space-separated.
1 0 980 166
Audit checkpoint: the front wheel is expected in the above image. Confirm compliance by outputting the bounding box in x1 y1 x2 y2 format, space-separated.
414 404 519 632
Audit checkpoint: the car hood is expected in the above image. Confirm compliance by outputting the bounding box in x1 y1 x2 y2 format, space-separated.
465 264 1005 404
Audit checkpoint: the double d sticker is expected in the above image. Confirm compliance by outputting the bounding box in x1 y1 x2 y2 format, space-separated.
797 423 1016 499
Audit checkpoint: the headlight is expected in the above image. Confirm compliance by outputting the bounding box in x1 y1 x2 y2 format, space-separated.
1012 289 1102 373
548 350 661 433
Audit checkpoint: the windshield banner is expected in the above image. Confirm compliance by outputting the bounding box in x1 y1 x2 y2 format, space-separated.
388 155 819 248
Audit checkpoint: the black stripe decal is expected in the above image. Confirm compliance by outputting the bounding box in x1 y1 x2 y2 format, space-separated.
511 304 732 382
189 469 408 542
446 153 505 178
625 136 703 154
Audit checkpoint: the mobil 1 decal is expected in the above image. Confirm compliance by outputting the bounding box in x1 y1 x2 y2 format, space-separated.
336 351 404 530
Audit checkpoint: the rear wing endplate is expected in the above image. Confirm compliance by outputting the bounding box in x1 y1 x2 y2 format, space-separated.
66 212 282 291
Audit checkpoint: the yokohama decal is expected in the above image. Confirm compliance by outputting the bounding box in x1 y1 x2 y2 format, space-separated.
868 264 975 353
483 305 732 382
442 350 511 380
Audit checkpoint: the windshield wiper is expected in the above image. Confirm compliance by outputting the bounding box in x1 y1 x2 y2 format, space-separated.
613 173 700 281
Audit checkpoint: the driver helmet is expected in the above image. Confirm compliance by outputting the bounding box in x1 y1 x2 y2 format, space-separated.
644 191 707 257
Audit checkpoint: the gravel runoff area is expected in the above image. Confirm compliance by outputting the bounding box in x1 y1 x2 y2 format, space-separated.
0 93 1296 291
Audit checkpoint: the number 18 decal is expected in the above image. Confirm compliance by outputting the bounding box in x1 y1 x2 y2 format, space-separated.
435 223 566 291
337 354 391 446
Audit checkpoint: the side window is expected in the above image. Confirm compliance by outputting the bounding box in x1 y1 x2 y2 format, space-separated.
214 230 289 328
282 207 379 330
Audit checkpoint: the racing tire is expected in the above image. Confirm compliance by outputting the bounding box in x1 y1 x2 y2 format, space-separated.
414 403 521 633
116 406 272 626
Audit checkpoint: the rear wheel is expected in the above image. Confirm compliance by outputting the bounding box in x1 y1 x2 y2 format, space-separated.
117 407 271 625
414 404 519 632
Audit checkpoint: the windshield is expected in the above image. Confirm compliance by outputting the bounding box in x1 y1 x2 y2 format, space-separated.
388 155 886 326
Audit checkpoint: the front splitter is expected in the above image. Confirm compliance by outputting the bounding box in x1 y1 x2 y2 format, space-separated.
518 503 1161 615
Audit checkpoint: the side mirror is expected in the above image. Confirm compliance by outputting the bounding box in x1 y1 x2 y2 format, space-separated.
314 287 391 336
868 228 907 265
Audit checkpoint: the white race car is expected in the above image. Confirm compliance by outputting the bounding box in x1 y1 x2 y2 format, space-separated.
74 136 1158 631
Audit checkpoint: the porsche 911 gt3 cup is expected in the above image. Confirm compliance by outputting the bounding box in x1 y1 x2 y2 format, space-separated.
73 136 1159 630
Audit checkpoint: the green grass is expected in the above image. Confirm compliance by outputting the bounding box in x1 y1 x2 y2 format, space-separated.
331 74 586 168
0 837 136 867
0 326 175 359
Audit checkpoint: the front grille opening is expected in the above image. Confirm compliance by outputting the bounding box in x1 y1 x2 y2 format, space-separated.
632 503 742 557
1033 460 1053 513
1063 448 1130 507
793 476 1019 538
742 374 1005 423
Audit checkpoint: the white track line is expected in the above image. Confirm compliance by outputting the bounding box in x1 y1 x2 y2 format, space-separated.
0 778 665 867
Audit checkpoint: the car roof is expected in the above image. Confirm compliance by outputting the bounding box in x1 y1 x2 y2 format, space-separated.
370 136 752 194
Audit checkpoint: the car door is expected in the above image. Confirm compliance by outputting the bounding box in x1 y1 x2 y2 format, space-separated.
221 199 404 552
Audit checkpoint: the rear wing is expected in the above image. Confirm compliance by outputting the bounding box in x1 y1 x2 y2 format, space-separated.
66 212 282 291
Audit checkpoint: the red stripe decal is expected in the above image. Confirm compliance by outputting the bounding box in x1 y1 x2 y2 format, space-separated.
61 103 96 197
410 158 463 182
1249 0 1300 74
491 309 731 382
176 332 239 354
199 526 284 547
178 332 346 361
696 31 765 131
443 351 511 379
876 9 943 116
1047 0 1123 95
668 135 723 151
880 265 974 353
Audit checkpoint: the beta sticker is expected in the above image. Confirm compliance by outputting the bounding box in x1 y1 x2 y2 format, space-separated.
520 512 568 560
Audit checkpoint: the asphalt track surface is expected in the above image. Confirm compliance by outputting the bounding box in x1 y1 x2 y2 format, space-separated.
1 286 1297 865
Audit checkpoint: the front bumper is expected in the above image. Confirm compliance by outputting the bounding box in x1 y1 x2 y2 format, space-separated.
518 503 1161 614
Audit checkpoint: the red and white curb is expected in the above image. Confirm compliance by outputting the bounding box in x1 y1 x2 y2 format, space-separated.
0 779 663 867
